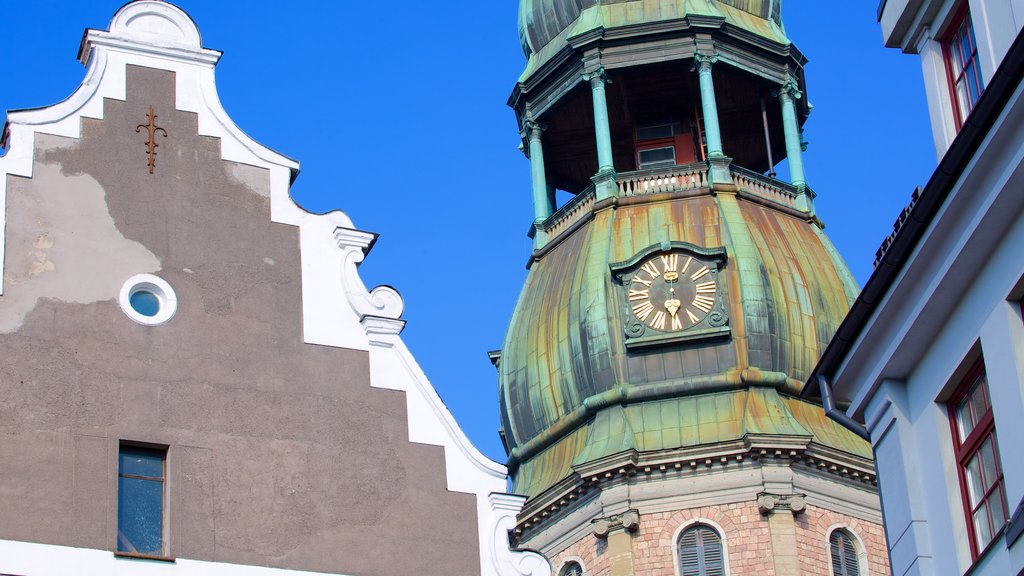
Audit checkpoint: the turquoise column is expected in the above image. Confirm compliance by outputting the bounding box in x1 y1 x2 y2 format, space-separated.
526 120 552 239
694 53 724 158
776 80 807 189
585 68 615 173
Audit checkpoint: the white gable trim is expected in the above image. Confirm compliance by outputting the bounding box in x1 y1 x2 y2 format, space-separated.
0 4 551 573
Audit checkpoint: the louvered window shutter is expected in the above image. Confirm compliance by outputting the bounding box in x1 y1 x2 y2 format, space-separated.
678 525 725 576
559 561 583 576
829 530 860 576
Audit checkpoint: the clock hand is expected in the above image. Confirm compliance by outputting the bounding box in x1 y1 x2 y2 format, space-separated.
664 297 681 317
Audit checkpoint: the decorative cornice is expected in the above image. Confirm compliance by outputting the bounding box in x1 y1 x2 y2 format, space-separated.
78 1 221 67
512 438 878 540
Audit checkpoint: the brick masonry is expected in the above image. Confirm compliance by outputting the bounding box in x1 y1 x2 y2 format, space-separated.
548 502 890 575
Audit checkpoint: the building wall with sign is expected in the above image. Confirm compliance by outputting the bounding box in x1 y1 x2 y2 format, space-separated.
810 2 1024 575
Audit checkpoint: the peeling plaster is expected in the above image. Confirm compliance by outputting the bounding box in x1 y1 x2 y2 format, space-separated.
0 158 160 333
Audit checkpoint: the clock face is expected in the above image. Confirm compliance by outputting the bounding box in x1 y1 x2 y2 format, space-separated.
626 252 718 333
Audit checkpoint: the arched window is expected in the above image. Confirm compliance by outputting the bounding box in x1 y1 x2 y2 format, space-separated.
678 524 725 576
559 560 583 576
829 529 861 576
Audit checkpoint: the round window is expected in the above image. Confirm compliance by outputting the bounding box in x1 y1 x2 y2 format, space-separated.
119 274 177 326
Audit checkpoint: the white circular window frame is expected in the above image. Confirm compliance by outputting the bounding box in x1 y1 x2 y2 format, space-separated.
119 273 177 326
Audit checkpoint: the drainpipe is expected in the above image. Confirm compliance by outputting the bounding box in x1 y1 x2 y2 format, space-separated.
817 375 870 441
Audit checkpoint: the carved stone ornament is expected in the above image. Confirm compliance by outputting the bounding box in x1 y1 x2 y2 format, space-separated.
772 79 803 102
582 66 608 87
610 241 730 350
691 52 719 73
592 510 640 538
757 492 807 516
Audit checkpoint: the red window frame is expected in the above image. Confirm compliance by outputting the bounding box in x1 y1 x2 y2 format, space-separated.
948 360 1009 559
942 5 985 130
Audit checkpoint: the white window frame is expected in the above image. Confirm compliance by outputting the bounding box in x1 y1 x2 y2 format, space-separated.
119 273 178 326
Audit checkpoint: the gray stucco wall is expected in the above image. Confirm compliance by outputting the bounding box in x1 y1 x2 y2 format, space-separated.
0 65 480 575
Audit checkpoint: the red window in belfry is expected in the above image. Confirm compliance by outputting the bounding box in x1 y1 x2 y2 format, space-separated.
943 6 985 129
949 361 1009 558
634 119 697 170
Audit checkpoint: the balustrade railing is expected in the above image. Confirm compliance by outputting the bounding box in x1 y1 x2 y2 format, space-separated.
616 162 709 196
539 163 809 244
543 184 596 239
731 165 802 211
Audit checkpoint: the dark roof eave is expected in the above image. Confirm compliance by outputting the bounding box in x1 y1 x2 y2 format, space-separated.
803 29 1024 403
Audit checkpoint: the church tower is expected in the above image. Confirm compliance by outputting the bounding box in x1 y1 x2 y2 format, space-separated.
497 2 892 574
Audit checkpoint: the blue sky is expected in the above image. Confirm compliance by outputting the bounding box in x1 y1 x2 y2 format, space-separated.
1 2 936 462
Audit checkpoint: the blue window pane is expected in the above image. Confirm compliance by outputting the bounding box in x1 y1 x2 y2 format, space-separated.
129 290 160 317
119 447 164 479
117 476 163 555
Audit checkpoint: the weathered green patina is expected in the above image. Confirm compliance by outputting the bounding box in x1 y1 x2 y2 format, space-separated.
498 191 861 498
501 0 868 509
511 387 871 499
518 0 790 81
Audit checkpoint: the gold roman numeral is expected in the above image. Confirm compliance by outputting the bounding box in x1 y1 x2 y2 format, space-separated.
628 289 650 301
661 254 678 273
695 280 716 293
671 315 683 331
641 261 661 278
692 295 714 313
686 309 700 325
632 275 653 287
681 256 693 273
690 266 710 281
651 311 667 330
633 301 655 321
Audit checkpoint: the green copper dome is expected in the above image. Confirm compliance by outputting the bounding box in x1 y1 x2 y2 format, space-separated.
497 194 861 498
518 0 788 74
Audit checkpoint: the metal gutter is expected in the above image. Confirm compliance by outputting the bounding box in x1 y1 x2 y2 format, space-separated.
817 376 870 441
803 30 1024 415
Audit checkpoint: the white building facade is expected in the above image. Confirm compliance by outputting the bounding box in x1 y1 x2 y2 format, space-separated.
0 3 550 576
809 1 1024 575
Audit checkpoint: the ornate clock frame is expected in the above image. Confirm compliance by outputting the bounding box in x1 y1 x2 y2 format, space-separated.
610 241 731 350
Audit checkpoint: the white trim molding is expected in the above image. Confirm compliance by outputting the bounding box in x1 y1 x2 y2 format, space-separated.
339 230 551 575
0 539 352 576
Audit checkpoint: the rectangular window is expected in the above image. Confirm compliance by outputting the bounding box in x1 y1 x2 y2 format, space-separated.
634 118 696 168
949 363 1008 558
943 6 985 129
117 445 166 557
638 146 677 169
